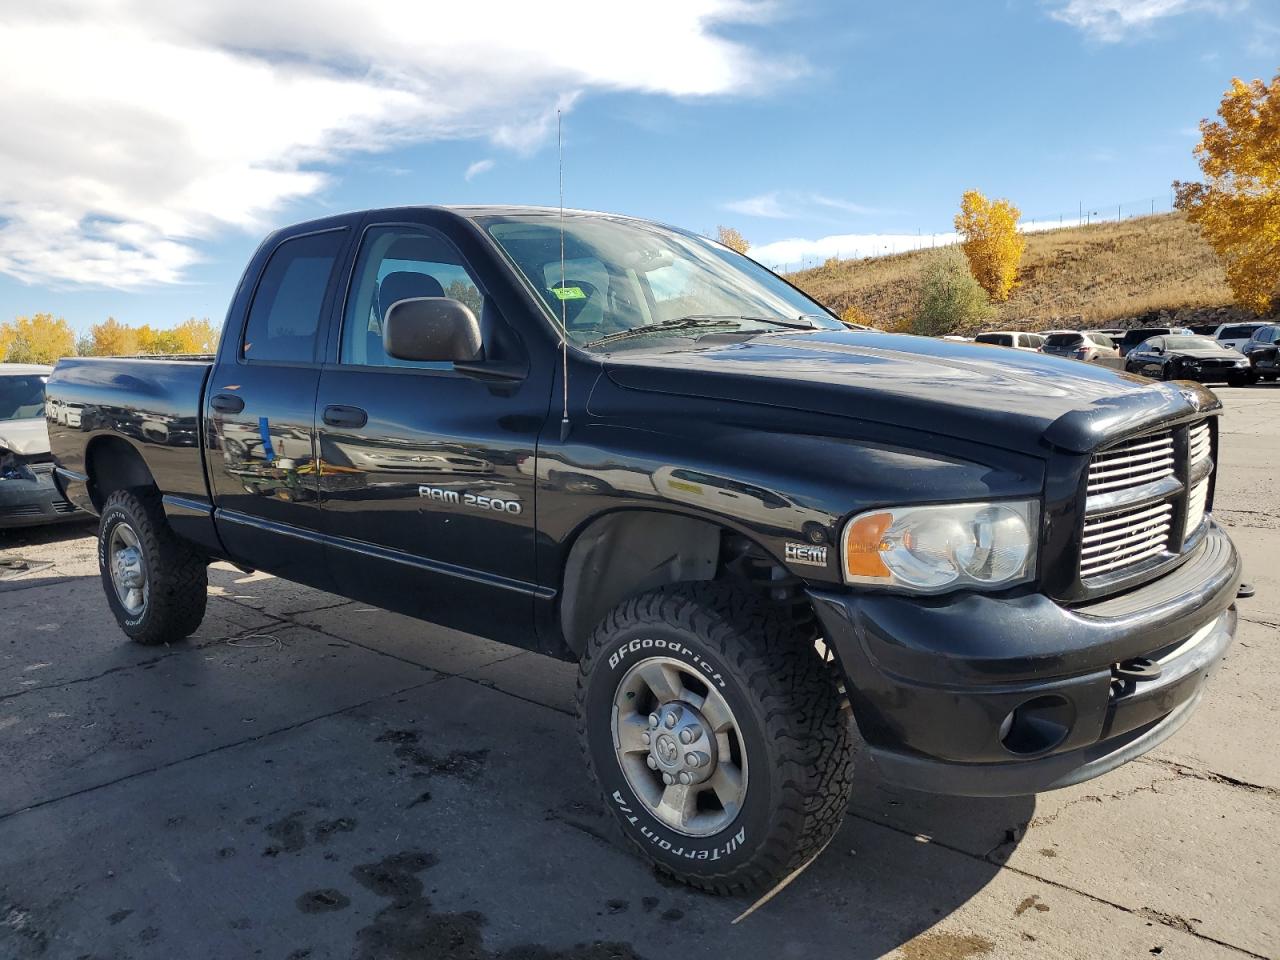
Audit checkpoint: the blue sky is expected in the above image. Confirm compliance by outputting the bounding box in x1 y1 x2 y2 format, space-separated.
0 0 1275 334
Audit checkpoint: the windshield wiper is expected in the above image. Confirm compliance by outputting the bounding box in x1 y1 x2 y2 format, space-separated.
585 314 815 348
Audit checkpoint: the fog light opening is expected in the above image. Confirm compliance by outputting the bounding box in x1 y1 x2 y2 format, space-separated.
999 695 1074 756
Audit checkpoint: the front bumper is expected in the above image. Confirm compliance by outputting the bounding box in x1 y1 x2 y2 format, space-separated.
1180 366 1251 382
0 466 84 529
810 523 1241 797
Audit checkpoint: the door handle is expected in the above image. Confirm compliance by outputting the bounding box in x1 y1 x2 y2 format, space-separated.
322 404 368 429
210 394 245 414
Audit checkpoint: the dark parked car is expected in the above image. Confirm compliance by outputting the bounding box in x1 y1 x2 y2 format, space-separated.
1242 324 1280 382
1117 326 1191 357
46 205 1245 893
1124 335 1254 385
0 364 81 528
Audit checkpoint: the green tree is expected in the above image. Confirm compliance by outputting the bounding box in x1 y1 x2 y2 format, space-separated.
914 249 993 336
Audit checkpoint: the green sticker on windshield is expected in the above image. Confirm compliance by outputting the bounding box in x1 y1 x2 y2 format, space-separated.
551 286 586 300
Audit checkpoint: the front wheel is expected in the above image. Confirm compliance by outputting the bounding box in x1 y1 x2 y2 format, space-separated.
99 488 208 645
576 583 855 894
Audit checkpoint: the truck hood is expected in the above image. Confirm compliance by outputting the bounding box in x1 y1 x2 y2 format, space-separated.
603 331 1218 454
0 418 51 456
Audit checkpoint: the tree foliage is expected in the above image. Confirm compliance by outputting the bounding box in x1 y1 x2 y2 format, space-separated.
716 226 750 254
954 190 1026 302
86 317 139 356
914 248 993 336
0 313 76 364
1175 72 1280 314
80 317 220 356
839 304 875 328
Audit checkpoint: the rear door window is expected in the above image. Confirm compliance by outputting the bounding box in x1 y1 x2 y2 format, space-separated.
1219 325 1257 340
242 230 345 363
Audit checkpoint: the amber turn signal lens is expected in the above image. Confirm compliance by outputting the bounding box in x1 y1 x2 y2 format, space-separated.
844 511 892 579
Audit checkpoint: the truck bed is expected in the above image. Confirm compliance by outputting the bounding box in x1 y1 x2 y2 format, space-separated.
46 355 214 513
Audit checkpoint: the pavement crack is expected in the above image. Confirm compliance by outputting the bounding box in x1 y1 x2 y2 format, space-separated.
844 810 1270 960
1027 772 1180 828
0 619 290 704
218 595 573 715
0 675 446 824
1139 757 1280 799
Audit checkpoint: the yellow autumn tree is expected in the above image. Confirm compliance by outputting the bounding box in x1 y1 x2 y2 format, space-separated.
716 226 750 255
87 316 139 356
0 313 76 364
954 190 1026 302
169 317 220 353
840 304 875 328
1175 72 1280 314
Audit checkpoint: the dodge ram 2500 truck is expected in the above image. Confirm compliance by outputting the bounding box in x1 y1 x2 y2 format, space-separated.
47 205 1245 894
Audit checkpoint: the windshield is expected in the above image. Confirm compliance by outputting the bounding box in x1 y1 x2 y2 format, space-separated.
0 375 46 421
1164 336 1219 351
480 215 843 350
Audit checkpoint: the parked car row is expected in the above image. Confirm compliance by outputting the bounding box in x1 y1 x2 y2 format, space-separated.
972 322 1280 386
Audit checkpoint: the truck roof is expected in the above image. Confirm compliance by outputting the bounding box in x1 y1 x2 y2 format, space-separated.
270 205 666 240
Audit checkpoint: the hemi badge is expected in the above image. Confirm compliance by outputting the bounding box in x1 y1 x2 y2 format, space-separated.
785 542 828 567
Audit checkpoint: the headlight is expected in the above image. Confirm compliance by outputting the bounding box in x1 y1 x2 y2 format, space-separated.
841 500 1038 593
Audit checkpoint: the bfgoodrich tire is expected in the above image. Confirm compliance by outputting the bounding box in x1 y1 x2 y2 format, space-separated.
98 488 208 645
576 583 854 894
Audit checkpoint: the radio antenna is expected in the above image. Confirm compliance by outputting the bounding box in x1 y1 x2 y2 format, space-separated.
557 108 571 443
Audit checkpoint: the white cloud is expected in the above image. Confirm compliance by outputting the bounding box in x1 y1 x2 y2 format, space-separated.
722 190 885 220
1047 0 1246 42
0 1 798 288
464 159 496 182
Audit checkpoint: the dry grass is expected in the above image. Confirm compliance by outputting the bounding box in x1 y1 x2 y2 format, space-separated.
789 213 1238 331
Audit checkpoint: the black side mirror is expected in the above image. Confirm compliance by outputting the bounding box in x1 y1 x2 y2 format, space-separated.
384 298 483 363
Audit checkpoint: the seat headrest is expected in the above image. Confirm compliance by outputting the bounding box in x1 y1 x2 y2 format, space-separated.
379 271 445 320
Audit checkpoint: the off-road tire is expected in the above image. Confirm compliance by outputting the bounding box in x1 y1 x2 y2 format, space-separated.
576 582 855 894
99 488 208 645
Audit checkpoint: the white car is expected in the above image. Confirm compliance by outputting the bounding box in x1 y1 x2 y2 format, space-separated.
1 364 82 528
1214 322 1271 353
974 331 1045 351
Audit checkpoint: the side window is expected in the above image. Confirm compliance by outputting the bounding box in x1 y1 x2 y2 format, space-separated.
341 226 484 369
242 230 344 363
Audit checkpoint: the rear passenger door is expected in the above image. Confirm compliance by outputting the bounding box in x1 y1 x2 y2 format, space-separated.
206 223 353 585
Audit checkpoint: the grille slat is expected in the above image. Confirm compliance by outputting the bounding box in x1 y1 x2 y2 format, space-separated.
1184 478 1210 539
1189 422 1211 467
1085 431 1175 495
1080 427 1181 581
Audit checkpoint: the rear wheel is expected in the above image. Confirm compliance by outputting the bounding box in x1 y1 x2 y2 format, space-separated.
99 488 208 645
576 583 854 894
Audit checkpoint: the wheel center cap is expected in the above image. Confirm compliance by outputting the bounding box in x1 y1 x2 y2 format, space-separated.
645 701 718 786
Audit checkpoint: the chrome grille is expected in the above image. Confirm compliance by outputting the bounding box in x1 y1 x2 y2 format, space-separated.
1185 478 1210 539
1086 430 1174 493
1189 422 1211 467
1080 502 1173 577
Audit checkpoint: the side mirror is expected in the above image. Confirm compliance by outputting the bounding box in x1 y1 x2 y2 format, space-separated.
384 298 483 363
1150 346 1163 355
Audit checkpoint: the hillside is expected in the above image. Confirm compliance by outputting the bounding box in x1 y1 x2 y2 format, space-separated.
787 213 1266 332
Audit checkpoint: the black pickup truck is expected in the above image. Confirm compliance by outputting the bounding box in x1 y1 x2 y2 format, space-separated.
47 205 1245 894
